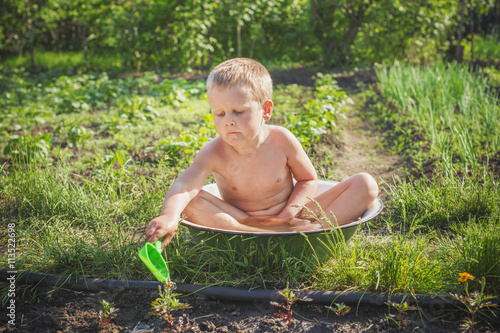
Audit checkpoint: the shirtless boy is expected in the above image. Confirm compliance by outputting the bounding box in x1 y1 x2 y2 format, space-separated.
146 58 379 248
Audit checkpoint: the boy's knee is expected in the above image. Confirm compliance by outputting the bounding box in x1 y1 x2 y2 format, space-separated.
353 172 379 201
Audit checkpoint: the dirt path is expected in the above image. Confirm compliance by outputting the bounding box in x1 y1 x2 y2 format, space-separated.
332 106 403 184
328 71 405 200
337 108 406 195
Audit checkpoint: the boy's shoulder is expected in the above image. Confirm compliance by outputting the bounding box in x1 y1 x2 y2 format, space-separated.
267 125 298 141
201 136 225 152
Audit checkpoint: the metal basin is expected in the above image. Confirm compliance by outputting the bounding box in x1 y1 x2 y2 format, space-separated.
181 180 383 263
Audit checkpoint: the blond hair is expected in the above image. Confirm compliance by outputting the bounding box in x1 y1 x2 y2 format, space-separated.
206 58 273 105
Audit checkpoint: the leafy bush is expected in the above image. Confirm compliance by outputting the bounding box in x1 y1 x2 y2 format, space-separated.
463 33 500 63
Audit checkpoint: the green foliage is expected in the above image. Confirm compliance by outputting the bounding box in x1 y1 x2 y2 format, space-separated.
484 66 500 88
314 226 445 294
376 61 499 175
117 96 159 122
4 1 497 70
270 282 312 329
152 78 207 107
369 231 442 293
463 33 500 63
68 125 93 147
3 133 52 163
286 73 350 146
309 0 458 65
450 275 499 332
385 299 420 331
325 302 351 325
1 64 499 303
439 221 500 294
99 300 118 325
156 114 216 167
385 175 500 229
151 282 190 327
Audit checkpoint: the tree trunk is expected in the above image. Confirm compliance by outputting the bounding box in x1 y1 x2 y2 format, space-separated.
469 0 474 64
456 0 465 62
82 24 88 65
237 24 242 57
25 0 35 70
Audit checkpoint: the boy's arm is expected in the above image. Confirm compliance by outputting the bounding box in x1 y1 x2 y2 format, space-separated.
275 128 318 219
146 145 215 248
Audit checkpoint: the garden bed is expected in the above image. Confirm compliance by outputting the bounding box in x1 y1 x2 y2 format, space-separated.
1 66 499 332
7 284 495 333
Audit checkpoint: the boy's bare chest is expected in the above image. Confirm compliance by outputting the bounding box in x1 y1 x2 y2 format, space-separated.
213 148 291 202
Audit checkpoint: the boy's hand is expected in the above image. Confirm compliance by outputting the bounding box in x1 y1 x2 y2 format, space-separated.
284 216 322 231
146 215 178 249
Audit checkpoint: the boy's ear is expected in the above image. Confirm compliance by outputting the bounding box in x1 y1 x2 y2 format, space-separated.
263 100 273 120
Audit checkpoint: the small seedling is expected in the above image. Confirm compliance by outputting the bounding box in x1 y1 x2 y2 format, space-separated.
385 299 419 331
326 302 351 326
450 273 499 333
270 282 312 329
151 281 191 327
99 299 118 325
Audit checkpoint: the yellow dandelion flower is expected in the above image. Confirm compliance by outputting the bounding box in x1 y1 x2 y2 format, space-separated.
457 272 475 283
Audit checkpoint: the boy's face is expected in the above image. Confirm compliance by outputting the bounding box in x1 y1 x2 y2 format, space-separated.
208 86 272 148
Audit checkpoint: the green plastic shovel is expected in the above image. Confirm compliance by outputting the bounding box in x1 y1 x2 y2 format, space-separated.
138 239 170 282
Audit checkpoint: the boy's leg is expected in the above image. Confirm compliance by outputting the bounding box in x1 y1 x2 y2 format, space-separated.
182 189 271 232
302 173 379 226
184 190 319 232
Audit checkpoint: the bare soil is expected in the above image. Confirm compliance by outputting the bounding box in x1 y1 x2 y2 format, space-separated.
2 68 499 333
5 285 496 333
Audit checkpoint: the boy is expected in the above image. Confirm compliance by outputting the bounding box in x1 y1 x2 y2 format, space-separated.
146 58 379 248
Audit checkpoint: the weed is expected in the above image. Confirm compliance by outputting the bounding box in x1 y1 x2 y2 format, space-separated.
3 133 52 164
450 273 499 333
150 281 190 327
325 302 351 326
385 299 420 331
99 299 118 325
270 282 312 329
117 96 159 122
68 125 93 147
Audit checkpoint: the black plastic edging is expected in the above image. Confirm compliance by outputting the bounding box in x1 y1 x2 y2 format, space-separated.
3 268 491 311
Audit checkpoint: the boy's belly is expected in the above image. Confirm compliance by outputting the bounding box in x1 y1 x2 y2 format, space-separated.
245 200 287 217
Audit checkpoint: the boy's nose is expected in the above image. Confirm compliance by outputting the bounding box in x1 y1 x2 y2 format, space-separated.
224 116 235 126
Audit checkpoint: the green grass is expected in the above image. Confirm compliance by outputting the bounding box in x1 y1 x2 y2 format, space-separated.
1 64 499 300
438 219 500 294
384 175 500 230
1 50 125 72
376 60 499 176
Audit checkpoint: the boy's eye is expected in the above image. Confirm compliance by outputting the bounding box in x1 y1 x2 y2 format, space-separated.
234 110 243 114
